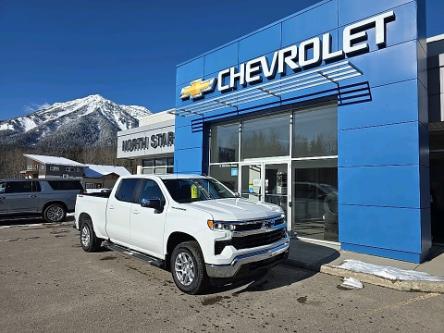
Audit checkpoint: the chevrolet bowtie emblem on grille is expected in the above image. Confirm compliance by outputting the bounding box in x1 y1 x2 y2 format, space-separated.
263 220 274 229
180 78 215 100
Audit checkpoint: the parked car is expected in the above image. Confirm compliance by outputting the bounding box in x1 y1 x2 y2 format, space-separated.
75 174 289 294
0 179 84 222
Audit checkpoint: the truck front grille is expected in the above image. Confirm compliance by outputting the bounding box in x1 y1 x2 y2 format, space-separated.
214 228 286 255
233 222 263 232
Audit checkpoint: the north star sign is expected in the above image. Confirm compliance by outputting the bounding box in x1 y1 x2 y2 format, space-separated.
180 10 395 100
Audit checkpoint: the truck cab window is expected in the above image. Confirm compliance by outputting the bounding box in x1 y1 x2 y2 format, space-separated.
0 182 5 193
138 180 165 202
162 178 235 203
115 179 139 203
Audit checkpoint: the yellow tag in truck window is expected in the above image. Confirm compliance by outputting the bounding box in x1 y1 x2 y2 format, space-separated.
191 184 198 199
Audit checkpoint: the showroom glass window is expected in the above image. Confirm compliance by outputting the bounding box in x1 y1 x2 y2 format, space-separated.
292 159 338 242
291 104 338 242
209 165 238 192
292 105 337 158
210 123 239 163
241 113 290 159
142 157 174 174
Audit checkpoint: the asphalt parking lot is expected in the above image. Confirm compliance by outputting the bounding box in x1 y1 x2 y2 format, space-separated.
1 219 443 333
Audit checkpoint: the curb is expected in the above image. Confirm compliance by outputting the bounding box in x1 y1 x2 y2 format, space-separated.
320 264 444 294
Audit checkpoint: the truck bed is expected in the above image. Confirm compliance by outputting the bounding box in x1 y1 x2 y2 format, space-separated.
74 194 109 239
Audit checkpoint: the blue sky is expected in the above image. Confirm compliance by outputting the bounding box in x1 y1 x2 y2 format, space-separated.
0 0 443 120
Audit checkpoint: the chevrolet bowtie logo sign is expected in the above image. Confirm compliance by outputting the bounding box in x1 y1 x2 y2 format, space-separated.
179 11 395 102
180 78 215 100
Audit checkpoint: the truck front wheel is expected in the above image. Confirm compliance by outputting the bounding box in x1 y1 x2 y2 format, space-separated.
80 220 101 252
171 241 208 294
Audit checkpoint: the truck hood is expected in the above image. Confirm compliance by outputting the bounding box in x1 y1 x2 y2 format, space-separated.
185 198 283 221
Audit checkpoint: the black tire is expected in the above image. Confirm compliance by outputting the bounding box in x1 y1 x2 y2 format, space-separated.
80 219 101 252
170 241 208 294
43 203 66 223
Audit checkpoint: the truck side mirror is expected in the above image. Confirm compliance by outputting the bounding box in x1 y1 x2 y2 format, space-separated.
140 198 163 213
234 192 241 198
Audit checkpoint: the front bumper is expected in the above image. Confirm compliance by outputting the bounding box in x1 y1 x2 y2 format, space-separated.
205 241 290 278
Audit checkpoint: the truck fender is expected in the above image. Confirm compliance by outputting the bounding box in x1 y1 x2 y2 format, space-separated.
165 232 201 265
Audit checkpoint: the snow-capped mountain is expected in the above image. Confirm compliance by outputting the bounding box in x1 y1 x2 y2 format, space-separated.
0 94 151 147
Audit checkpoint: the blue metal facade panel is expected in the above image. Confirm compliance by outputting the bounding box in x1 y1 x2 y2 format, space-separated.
174 147 203 175
339 122 420 167
341 243 422 263
338 0 414 25
339 205 421 253
174 0 430 263
281 0 338 47
204 43 239 76
238 24 281 63
174 125 202 151
339 165 421 208
350 41 418 88
176 57 204 86
338 80 419 130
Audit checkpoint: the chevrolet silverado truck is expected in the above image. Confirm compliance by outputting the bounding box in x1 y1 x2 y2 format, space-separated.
74 174 289 294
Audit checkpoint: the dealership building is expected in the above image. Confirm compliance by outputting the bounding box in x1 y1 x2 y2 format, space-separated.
117 110 175 175
169 0 444 263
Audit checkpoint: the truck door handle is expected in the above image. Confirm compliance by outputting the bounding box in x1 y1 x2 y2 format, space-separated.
109 205 115 210
132 210 140 215
30 195 37 198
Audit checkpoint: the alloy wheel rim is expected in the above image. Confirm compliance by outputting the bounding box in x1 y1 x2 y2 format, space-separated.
81 226 90 247
174 252 195 286
47 206 64 222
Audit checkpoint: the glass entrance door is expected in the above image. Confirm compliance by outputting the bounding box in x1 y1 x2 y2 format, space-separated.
264 164 288 216
240 162 289 218
241 164 262 202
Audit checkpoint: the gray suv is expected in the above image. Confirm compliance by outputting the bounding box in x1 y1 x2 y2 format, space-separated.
0 180 83 223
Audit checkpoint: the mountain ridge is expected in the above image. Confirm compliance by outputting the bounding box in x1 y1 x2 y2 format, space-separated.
0 94 151 148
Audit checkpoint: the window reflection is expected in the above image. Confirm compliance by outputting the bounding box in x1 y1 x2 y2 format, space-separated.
210 124 239 163
242 114 290 159
209 164 238 192
241 165 262 202
293 106 337 157
142 157 174 174
292 159 338 242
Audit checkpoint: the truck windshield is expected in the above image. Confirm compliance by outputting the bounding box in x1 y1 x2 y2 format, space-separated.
162 178 236 203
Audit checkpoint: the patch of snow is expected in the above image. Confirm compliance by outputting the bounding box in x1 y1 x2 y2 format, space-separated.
339 259 444 282
121 105 151 120
340 277 363 289
24 154 84 166
0 122 14 131
18 117 38 132
84 164 130 177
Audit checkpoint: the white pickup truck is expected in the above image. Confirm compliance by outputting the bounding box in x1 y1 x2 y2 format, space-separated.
74 174 289 294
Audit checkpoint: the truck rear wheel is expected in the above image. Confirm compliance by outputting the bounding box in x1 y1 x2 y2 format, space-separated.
80 220 101 252
171 241 208 294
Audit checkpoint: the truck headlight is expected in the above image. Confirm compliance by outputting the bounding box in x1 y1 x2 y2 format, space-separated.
207 220 236 231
